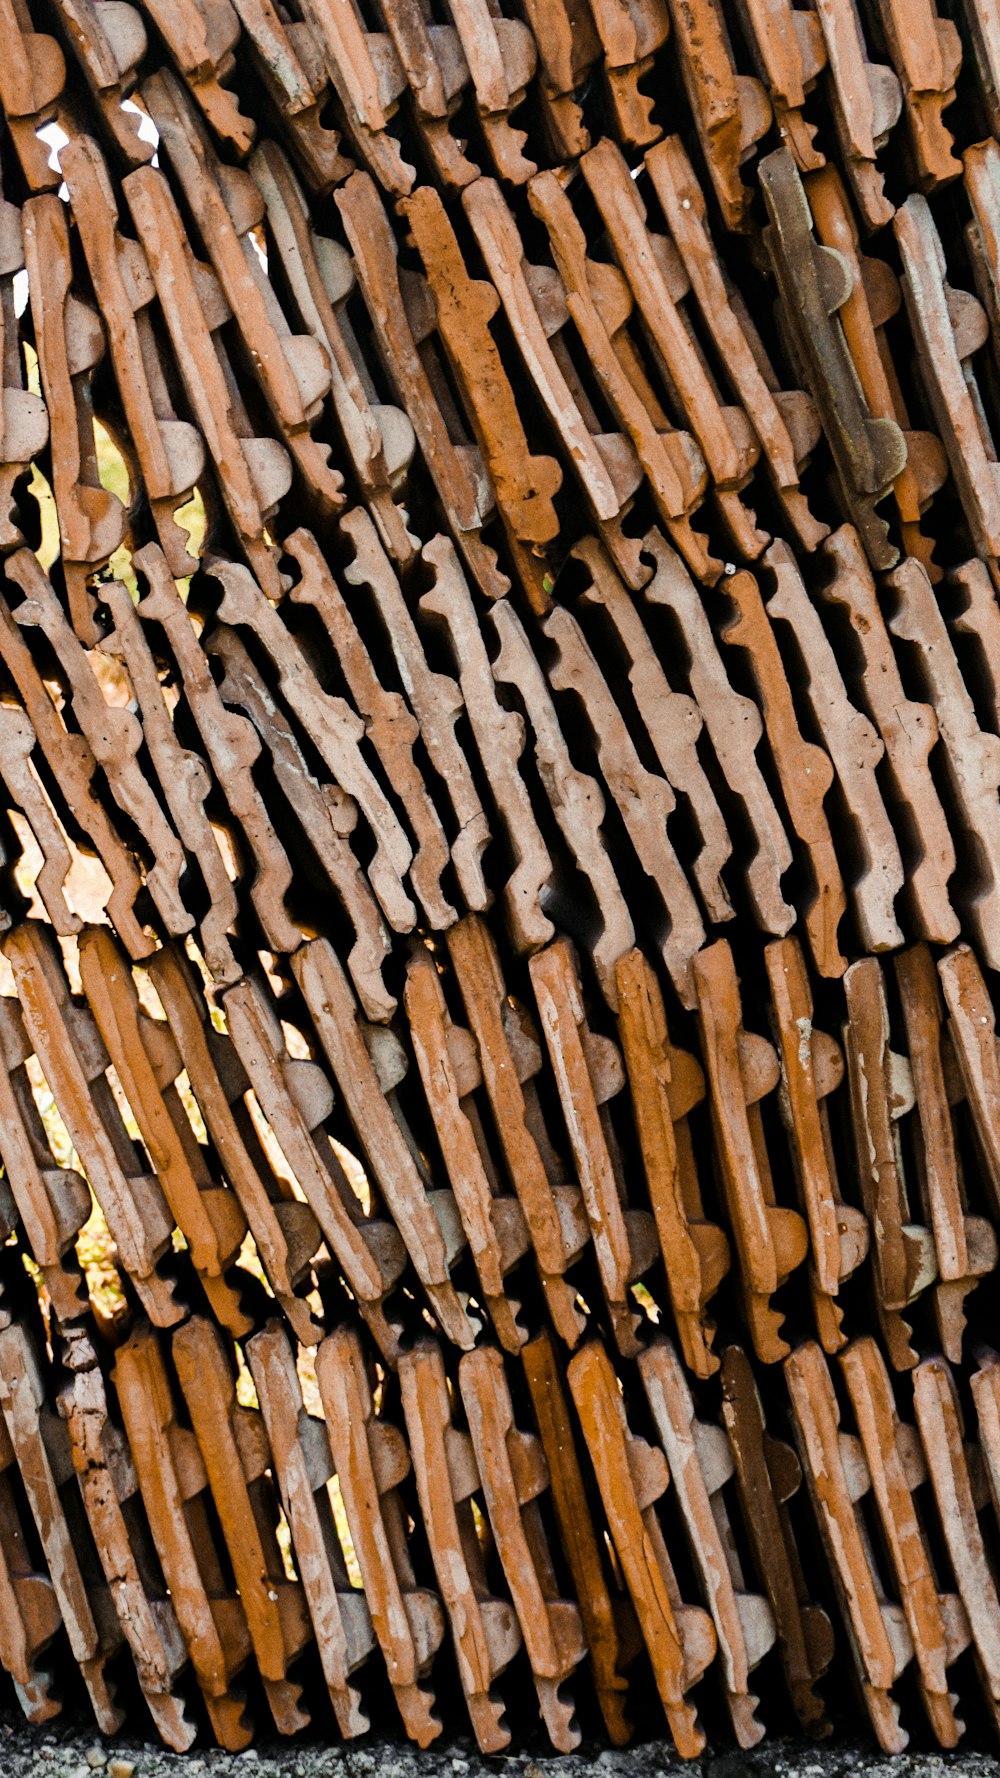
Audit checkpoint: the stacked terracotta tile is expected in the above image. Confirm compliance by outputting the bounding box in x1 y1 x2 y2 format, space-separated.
3 0 1000 1756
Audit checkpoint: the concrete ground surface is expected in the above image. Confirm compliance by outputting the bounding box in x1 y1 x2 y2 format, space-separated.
0 1730 997 1778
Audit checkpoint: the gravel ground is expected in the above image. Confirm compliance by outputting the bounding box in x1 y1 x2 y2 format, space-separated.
0 1729 998 1778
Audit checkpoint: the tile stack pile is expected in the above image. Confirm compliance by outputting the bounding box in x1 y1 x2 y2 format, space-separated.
2 0 1000 1757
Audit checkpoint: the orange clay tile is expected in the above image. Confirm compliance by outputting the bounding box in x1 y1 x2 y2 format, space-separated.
0 191 48 553
458 1344 586 1751
0 991 90 1325
77 925 251 1335
58 1330 196 1749
206 622 394 1022
421 540 555 953
122 165 292 597
812 0 902 227
404 940 530 1352
529 935 659 1353
693 938 809 1362
839 1336 970 1746
616 946 729 1379
543 597 705 1007
720 568 846 978
398 1339 520 1752
222 968 407 1358
574 535 732 933
340 507 491 915
4 921 183 1329
171 1315 312 1732
210 552 417 935
766 539 905 951
0 0 68 190
314 1323 445 1745
59 134 207 581
445 913 591 1344
489 595 635 1004
21 192 126 644
0 1319 124 1733
292 936 477 1348
818 526 957 939
133 543 301 956
785 1340 911 1753
893 943 996 1359
146 943 325 1345
112 1321 255 1749
887 554 1000 969
336 170 509 600
9 552 192 941
521 1329 636 1744
639 1338 777 1746
250 142 414 562
662 0 771 230
246 1319 375 1737
137 0 253 150
765 935 868 1350
842 955 937 1367
719 1346 833 1733
895 193 1000 561
913 1356 1000 1731
566 1338 715 1757
642 529 797 938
